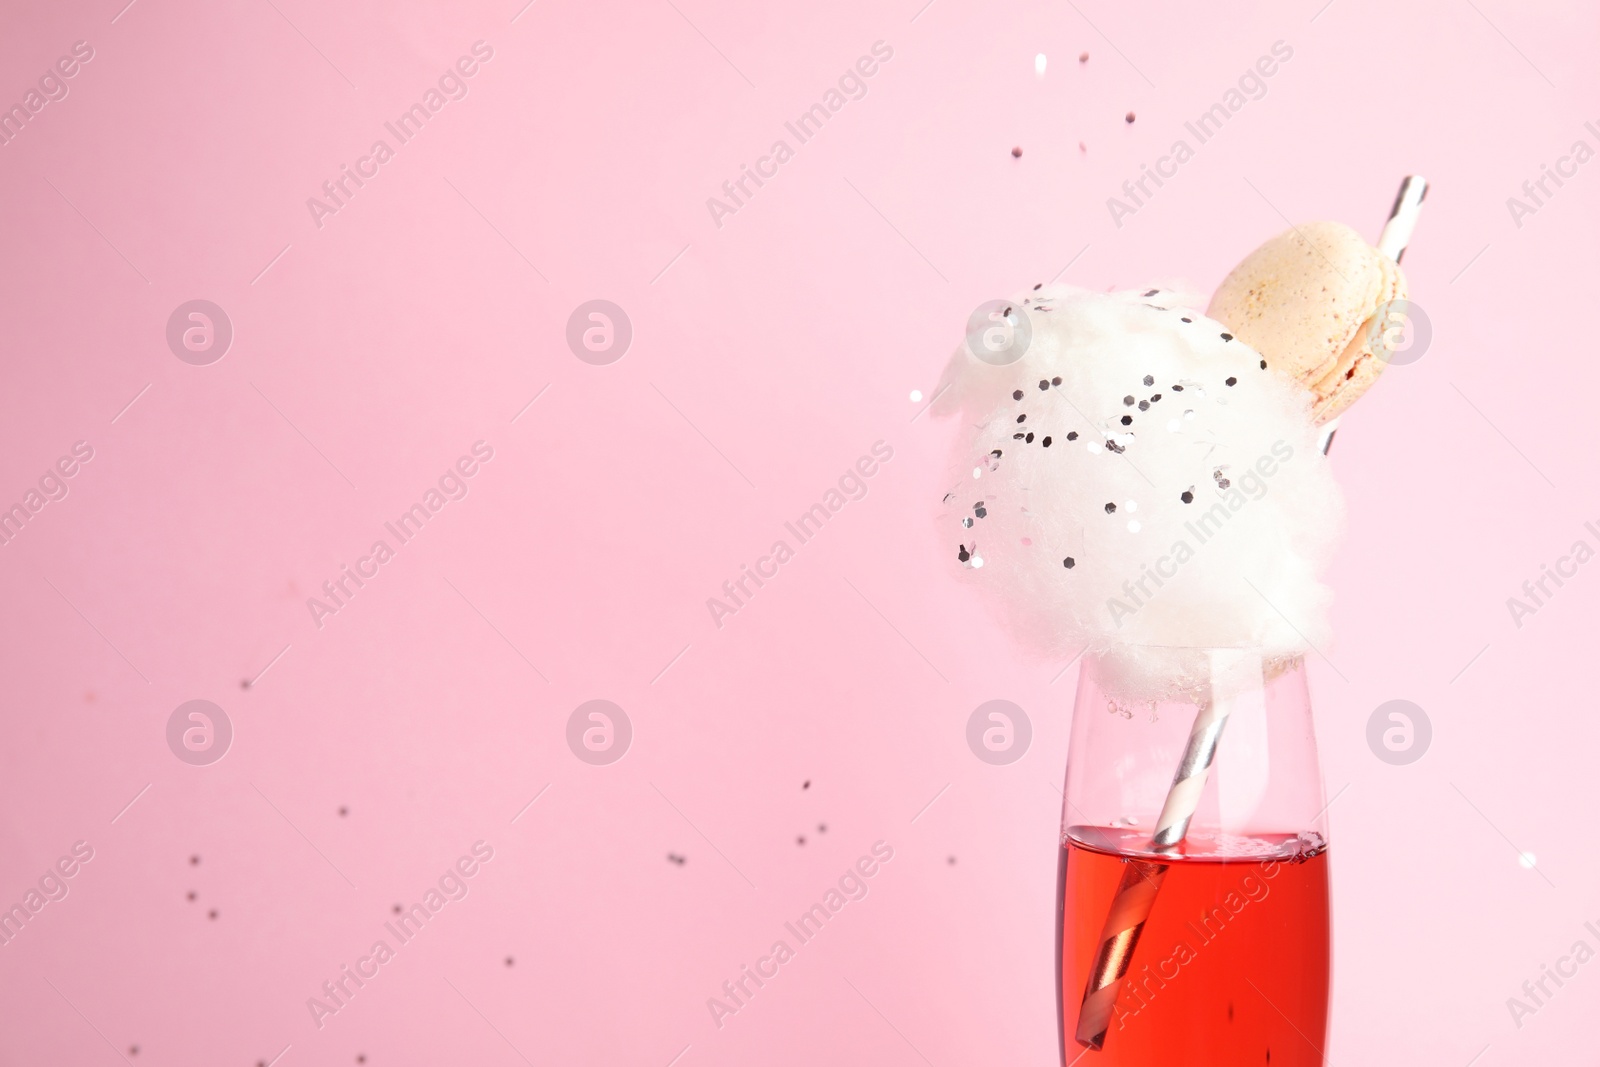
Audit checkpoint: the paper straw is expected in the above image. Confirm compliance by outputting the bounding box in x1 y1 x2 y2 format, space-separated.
1377 175 1428 263
1149 695 1230 848
1318 175 1428 455
1073 693 1231 1049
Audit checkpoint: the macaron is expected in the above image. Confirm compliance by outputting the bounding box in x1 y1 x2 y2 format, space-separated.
1206 221 1408 423
1307 250 1406 421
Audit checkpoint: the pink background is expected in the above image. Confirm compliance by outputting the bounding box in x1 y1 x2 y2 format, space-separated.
1 0 1596 1063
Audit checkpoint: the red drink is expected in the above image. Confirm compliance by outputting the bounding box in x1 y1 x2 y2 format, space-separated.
1057 826 1330 1065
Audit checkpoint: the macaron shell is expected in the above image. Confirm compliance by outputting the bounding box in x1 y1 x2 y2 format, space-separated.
1309 253 1409 423
1206 221 1384 388
1309 254 1401 396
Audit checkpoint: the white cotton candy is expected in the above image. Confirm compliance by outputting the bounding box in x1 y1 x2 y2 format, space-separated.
934 285 1343 701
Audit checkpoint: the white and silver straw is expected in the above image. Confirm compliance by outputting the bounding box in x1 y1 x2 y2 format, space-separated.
1377 175 1428 263
1073 693 1230 1049
1319 174 1428 455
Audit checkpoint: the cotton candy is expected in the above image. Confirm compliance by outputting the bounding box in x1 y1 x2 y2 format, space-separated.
935 285 1342 700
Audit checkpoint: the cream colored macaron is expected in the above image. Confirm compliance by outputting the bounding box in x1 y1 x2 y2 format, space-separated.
1206 221 1408 424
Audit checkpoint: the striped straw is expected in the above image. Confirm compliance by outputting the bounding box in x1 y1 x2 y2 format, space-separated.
1318 175 1429 455
1073 693 1232 1049
1377 175 1428 263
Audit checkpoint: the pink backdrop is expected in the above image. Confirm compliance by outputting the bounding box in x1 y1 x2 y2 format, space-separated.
2 0 1596 1063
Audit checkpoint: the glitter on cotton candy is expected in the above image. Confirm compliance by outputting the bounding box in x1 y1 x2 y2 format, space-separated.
933 285 1343 700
